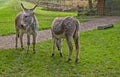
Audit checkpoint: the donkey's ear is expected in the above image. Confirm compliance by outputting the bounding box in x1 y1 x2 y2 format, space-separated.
31 5 37 11
21 3 27 10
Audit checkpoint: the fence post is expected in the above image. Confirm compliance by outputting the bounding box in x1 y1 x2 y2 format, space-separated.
77 5 83 16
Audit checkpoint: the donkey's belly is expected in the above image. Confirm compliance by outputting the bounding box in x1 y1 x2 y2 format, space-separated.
20 28 36 34
54 32 65 39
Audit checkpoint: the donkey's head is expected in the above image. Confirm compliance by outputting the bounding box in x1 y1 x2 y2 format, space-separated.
21 3 37 29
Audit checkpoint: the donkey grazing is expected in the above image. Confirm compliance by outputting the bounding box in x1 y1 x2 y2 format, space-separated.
15 3 38 54
51 16 80 62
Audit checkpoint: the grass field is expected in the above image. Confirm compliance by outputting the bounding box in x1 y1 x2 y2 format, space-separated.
0 22 120 77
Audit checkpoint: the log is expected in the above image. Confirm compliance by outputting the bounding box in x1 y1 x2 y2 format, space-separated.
97 24 114 30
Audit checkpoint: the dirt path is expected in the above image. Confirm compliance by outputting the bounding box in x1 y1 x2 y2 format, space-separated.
0 16 120 49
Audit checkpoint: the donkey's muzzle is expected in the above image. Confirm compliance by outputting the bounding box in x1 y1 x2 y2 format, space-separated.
21 25 24 28
21 25 26 30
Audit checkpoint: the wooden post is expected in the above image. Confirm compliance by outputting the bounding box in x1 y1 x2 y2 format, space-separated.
77 5 83 16
97 24 114 30
97 0 105 15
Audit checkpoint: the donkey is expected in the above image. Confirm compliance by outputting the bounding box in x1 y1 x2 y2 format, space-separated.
51 16 80 62
15 3 38 54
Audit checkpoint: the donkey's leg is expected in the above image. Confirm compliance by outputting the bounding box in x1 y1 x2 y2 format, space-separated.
32 33 37 54
73 33 80 63
51 38 57 57
27 34 30 54
66 36 73 62
15 30 19 50
56 39 63 57
20 32 24 50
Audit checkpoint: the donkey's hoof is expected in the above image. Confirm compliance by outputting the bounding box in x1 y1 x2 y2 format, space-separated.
26 50 29 54
21 46 24 49
15 48 18 50
51 54 54 57
26 52 29 54
67 58 72 62
33 49 36 54
60 53 63 57
33 51 36 54
75 58 79 63
22 48 24 50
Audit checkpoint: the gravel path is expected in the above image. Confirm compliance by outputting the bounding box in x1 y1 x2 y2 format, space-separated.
0 16 120 49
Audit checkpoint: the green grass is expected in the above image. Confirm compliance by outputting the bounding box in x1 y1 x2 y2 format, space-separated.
0 22 120 77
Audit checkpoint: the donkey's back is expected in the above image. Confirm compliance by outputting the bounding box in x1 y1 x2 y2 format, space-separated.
51 16 79 39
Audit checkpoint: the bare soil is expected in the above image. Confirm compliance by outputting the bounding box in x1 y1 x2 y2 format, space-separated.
0 16 120 49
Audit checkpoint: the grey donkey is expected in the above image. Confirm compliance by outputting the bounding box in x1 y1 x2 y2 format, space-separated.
51 16 80 62
15 3 38 54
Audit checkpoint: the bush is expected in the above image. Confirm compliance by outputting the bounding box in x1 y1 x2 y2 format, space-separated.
85 9 97 16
